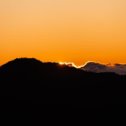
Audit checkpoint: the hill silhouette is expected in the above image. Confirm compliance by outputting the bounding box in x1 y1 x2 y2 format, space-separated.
81 61 126 75
0 58 126 108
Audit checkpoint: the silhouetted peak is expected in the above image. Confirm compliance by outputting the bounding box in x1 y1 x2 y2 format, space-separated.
0 58 126 108
84 62 107 69
81 62 107 72
7 58 43 65
81 62 126 75
0 58 78 76
0 58 43 71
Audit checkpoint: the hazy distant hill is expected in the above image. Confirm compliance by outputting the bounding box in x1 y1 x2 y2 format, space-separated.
0 58 126 108
81 62 126 75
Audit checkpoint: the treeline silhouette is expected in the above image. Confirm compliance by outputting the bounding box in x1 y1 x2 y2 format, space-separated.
0 58 126 108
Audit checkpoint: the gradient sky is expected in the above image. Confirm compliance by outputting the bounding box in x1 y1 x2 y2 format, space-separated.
0 0 126 65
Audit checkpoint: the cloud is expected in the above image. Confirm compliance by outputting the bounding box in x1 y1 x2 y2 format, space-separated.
80 62 126 75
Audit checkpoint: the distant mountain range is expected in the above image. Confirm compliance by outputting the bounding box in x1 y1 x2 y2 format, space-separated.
0 58 126 108
81 62 126 75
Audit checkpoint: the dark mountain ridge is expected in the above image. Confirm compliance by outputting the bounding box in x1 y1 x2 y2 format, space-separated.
0 58 126 108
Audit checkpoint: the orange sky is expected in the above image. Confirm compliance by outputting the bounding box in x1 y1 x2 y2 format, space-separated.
0 0 126 66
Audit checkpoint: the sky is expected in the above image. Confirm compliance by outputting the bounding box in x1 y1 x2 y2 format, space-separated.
0 0 126 66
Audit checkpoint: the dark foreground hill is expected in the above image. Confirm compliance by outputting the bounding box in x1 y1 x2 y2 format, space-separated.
0 58 126 108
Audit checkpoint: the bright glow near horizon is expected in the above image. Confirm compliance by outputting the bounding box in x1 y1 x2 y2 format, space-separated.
59 61 79 68
0 0 126 65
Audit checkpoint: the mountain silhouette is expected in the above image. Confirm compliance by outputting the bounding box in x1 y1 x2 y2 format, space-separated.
81 62 126 75
0 58 126 108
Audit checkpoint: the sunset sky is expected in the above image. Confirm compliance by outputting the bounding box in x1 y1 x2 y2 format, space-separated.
0 0 126 66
